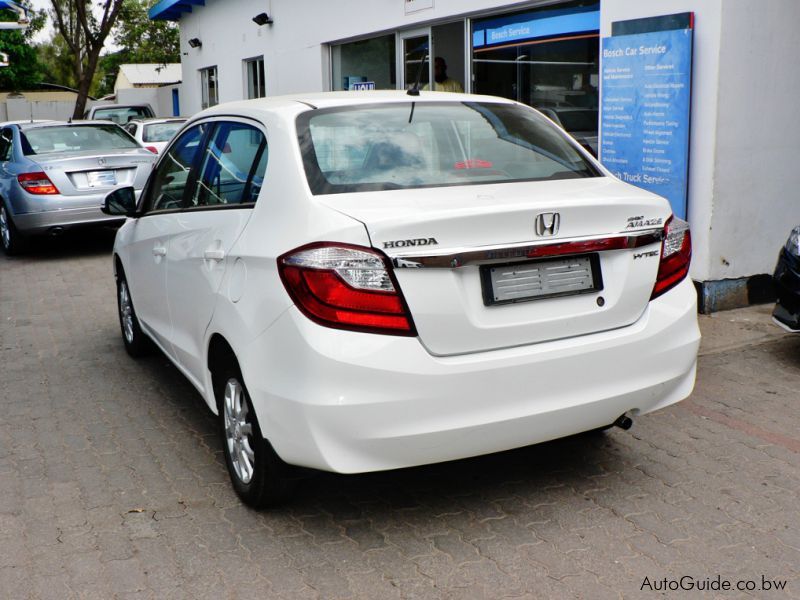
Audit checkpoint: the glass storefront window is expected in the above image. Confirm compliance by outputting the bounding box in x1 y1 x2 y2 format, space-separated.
402 35 430 90
472 2 600 118
331 34 396 91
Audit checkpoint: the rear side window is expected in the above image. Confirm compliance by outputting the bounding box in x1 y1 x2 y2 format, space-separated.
297 102 600 195
143 121 185 143
92 106 153 124
0 128 12 161
189 122 267 207
20 125 139 155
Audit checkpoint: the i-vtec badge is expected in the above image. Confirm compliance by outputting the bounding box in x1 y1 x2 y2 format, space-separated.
383 237 438 249
626 215 663 229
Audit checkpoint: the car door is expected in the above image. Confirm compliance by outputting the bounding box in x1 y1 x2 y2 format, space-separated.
164 118 267 387
125 122 209 355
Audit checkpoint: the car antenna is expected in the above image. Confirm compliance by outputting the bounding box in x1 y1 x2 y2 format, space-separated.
406 52 428 97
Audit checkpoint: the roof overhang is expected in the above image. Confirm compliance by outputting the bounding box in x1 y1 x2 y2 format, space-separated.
148 0 204 21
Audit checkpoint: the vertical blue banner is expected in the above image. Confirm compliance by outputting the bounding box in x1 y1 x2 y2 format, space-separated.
600 28 692 219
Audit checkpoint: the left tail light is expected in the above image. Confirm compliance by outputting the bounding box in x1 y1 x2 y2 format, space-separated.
278 243 416 336
17 172 59 195
651 216 692 300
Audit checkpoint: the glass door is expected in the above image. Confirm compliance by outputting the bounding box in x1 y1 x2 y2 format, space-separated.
398 29 431 90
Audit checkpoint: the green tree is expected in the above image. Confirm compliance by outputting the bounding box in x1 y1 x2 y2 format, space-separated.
0 8 47 92
92 0 180 98
113 0 179 64
49 0 127 118
37 31 78 89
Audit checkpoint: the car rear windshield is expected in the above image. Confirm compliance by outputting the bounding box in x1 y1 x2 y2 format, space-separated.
143 121 185 142
92 106 153 124
21 125 141 156
297 101 600 195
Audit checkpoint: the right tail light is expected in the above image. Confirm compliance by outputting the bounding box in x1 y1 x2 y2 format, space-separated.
651 216 692 300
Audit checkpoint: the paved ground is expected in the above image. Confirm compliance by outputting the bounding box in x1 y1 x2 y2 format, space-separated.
1 230 798 599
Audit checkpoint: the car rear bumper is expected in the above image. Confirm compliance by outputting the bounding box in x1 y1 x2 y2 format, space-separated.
13 206 125 233
241 277 700 474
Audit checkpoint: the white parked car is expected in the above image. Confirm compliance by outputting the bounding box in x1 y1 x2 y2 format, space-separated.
103 91 700 507
123 118 187 155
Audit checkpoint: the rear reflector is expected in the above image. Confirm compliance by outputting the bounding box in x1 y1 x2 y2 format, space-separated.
17 171 59 195
278 243 416 336
651 216 692 300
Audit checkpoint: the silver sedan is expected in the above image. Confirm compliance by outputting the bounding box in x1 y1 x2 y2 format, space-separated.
0 121 157 254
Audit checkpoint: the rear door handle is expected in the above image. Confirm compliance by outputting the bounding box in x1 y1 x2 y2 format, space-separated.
153 245 167 257
204 249 225 261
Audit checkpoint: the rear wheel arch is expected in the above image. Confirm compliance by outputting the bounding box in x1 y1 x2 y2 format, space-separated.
207 334 238 401
208 332 297 507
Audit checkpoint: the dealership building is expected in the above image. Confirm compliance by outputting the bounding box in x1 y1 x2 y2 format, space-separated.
148 0 800 312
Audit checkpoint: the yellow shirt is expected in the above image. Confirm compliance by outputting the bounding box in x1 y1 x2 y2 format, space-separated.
422 78 464 93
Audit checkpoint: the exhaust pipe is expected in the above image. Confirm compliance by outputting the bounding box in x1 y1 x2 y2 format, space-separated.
614 414 633 430
47 226 65 236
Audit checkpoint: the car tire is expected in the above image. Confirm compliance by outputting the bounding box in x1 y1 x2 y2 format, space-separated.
116 269 152 357
214 360 295 508
0 202 27 256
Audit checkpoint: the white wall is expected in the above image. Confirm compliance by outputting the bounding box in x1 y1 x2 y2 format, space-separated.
116 85 181 118
708 0 800 280
600 0 723 282
177 0 546 115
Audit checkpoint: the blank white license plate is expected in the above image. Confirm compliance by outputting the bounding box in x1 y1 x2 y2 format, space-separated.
87 170 117 187
483 255 600 305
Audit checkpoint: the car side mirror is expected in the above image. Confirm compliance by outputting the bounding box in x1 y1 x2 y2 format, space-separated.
102 186 137 217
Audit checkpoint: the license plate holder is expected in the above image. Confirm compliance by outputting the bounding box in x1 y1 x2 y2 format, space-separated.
481 254 603 306
86 170 117 188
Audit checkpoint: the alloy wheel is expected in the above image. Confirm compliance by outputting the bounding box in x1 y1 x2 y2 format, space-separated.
0 205 10 250
118 280 135 344
223 378 255 484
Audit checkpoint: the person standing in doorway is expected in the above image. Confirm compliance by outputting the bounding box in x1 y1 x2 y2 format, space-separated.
423 57 464 93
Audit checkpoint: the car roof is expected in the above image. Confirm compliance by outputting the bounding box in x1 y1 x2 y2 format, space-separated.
200 90 517 117
128 118 187 124
17 120 122 131
0 120 53 127
92 103 152 110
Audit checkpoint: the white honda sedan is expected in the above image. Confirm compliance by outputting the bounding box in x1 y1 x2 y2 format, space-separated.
103 91 700 507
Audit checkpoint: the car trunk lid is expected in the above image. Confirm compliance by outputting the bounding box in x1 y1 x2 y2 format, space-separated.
30 149 156 196
320 178 671 356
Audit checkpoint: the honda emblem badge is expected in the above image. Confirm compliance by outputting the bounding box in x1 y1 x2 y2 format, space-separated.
535 212 560 237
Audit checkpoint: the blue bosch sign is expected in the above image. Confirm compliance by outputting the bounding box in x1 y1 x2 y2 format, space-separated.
600 23 693 220
473 6 599 49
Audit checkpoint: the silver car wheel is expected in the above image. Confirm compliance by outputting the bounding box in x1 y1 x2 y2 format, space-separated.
223 378 255 484
0 205 10 250
118 280 135 344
